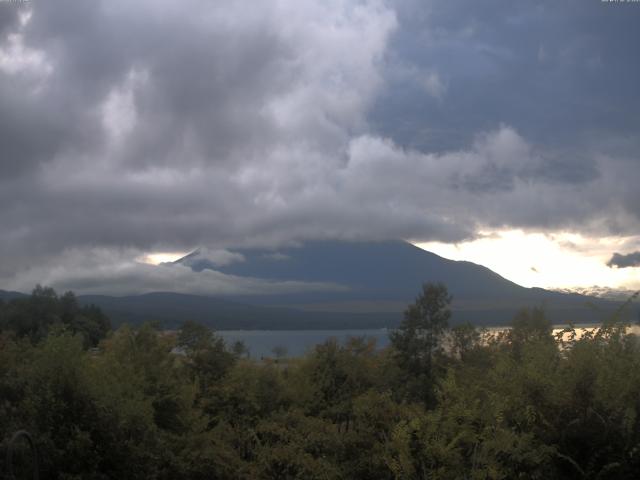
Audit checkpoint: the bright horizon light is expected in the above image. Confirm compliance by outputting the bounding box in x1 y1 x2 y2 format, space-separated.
139 251 189 265
416 230 640 291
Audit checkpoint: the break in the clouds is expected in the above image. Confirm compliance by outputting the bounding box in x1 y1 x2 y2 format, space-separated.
1 0 639 293
608 252 640 269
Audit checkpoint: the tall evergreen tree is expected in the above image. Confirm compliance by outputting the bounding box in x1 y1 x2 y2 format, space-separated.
389 282 451 403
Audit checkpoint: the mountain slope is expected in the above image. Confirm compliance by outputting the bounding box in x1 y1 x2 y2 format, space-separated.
0 290 28 301
3 241 634 329
180 240 528 301
174 240 631 326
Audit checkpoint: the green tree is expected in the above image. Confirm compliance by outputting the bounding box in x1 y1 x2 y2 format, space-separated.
449 322 480 362
389 283 451 403
177 320 237 395
272 345 288 362
0 286 110 346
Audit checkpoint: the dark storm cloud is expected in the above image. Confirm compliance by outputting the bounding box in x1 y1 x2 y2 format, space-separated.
607 252 640 269
0 3 22 37
369 0 640 229
373 0 640 154
0 0 639 293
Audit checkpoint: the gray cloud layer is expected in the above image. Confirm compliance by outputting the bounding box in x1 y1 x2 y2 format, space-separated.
608 252 640 269
1 0 639 293
6 247 347 296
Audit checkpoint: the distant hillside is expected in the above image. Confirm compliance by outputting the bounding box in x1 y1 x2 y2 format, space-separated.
553 286 639 302
76 292 395 330
0 290 27 301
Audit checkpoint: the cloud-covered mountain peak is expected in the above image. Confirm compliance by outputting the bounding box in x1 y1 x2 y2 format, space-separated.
171 248 245 271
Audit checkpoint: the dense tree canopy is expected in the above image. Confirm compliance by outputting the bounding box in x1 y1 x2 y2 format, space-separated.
0 286 110 346
1 284 640 479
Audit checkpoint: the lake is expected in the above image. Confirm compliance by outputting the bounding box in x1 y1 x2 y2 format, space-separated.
219 329 391 358
218 324 640 359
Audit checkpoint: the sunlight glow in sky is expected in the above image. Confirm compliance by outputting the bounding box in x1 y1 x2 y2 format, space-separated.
139 251 189 266
417 230 640 290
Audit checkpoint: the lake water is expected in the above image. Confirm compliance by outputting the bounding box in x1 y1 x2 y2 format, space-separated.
219 329 391 358
218 324 640 359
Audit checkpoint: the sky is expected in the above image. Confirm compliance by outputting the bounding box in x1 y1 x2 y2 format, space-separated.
1 0 639 295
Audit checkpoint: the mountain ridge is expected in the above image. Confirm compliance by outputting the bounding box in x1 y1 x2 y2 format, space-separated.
168 239 630 326
2 240 636 329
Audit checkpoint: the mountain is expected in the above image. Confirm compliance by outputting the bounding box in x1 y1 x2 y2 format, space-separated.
180 240 526 301
552 286 639 302
4 241 635 329
76 292 394 330
0 289 28 301
173 240 633 326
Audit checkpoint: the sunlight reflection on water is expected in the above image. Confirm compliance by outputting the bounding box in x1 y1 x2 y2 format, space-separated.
219 324 640 359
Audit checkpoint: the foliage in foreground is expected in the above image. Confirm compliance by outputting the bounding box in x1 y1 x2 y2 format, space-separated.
1 286 640 479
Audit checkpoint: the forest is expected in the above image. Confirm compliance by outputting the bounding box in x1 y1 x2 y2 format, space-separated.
1 284 640 479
